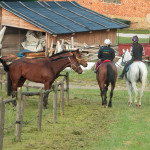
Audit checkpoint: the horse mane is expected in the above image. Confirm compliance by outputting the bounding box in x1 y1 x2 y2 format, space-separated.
49 49 79 58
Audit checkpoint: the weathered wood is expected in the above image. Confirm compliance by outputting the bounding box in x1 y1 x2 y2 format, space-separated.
22 91 40 96
66 72 69 105
16 88 22 142
60 82 64 116
0 71 2 91
53 81 58 123
20 95 25 134
1 9 44 32
4 73 7 92
3 97 16 104
0 98 5 150
37 88 43 131
71 37 74 49
42 88 53 94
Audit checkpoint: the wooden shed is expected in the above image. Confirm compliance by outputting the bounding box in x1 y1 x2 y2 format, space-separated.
0 1 128 57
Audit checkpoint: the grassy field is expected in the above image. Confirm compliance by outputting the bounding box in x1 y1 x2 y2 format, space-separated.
1 65 150 150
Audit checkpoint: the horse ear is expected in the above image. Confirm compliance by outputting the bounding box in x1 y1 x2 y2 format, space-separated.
122 49 125 53
127 49 129 52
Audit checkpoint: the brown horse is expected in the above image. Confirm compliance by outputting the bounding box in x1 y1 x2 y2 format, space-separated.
0 52 83 108
96 61 117 108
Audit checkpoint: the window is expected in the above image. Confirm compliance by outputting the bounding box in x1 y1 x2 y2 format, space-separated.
103 0 121 4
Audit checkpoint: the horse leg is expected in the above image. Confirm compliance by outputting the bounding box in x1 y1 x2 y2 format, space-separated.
104 83 109 107
132 82 138 107
139 84 143 107
101 87 107 108
126 80 133 106
108 84 114 107
11 82 18 106
43 82 52 109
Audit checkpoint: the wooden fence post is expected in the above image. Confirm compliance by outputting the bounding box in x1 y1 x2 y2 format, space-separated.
53 81 58 123
4 73 7 93
26 81 29 91
66 72 69 105
0 98 5 150
37 88 43 131
0 71 2 91
60 82 64 116
16 88 22 142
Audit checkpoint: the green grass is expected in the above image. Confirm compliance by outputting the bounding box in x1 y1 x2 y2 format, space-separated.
1 64 150 150
2 88 150 150
117 37 149 44
117 29 149 34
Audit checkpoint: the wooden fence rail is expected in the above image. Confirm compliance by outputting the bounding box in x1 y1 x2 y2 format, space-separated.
0 72 69 150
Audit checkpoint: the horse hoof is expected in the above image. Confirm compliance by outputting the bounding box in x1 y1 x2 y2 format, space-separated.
135 104 138 107
128 102 132 106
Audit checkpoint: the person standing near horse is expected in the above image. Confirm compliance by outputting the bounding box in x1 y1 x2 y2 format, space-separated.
119 35 145 79
94 39 115 73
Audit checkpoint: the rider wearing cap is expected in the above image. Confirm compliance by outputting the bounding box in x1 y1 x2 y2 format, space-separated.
94 39 115 73
119 35 145 79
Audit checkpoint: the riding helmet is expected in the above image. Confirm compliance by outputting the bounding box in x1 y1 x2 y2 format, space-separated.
132 35 139 42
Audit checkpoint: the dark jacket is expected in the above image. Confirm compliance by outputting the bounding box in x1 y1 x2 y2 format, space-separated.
98 46 115 61
130 43 145 61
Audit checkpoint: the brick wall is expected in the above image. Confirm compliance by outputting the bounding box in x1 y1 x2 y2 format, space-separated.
41 0 150 18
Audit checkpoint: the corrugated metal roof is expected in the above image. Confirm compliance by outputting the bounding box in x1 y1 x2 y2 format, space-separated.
0 1 128 35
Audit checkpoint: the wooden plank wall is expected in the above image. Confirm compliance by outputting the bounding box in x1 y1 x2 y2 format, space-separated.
56 29 117 46
1 27 26 56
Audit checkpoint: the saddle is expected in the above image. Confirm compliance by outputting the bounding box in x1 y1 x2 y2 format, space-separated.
96 59 112 70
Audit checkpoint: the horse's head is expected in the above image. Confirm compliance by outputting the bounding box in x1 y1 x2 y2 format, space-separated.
71 49 88 67
68 53 83 74
121 49 132 66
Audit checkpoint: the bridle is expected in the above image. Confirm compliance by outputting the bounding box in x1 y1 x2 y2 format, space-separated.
68 56 81 71
121 52 127 66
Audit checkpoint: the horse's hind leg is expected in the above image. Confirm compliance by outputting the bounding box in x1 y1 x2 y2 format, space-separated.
126 80 133 106
132 82 138 107
139 84 143 107
101 87 107 108
43 92 50 109
108 87 113 107
43 82 52 109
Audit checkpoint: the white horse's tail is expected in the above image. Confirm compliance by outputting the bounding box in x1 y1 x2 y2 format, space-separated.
140 63 148 90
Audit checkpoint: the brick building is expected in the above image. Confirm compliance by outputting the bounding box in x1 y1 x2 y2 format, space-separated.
41 0 150 18
40 0 150 29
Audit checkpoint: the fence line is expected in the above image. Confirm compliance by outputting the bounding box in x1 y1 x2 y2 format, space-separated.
0 72 69 150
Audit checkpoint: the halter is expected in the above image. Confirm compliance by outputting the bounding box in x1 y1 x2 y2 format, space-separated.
68 56 81 71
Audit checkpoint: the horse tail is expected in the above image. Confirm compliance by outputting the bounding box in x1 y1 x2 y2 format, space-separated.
107 63 114 84
0 58 9 72
140 64 148 90
7 72 12 96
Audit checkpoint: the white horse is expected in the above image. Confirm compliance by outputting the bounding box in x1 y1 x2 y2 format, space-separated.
118 49 148 107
